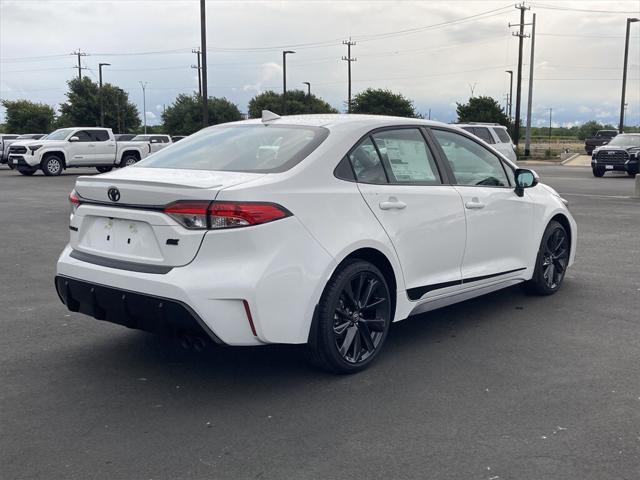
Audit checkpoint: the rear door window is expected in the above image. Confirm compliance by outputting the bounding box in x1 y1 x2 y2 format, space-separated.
493 128 512 144
473 127 495 144
91 130 110 142
371 128 442 184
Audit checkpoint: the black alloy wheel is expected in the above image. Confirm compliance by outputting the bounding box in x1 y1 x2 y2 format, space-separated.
524 220 570 295
307 260 392 373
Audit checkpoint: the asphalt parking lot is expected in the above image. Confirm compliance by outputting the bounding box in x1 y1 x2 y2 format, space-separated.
1 165 638 480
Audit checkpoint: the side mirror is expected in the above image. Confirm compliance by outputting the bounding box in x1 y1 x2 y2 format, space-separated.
514 168 539 197
69 136 79 142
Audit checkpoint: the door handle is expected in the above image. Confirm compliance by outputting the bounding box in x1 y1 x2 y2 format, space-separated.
465 199 485 210
379 197 407 210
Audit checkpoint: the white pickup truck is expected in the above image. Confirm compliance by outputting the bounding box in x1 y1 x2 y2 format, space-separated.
7 127 154 176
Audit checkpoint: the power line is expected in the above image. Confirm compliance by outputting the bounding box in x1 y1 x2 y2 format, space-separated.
529 3 640 14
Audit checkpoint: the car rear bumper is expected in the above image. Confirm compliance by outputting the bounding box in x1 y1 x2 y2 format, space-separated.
56 217 335 346
55 275 224 344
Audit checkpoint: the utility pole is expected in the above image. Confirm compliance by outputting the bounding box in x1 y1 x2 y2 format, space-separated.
192 48 202 97
468 83 477 97
428 108 431 120
342 38 356 113
282 50 295 114
70 49 87 79
524 13 536 157
548 107 552 155
200 0 209 127
619 17 639 133
505 70 513 120
510 3 530 146
99 62 110 127
302 82 311 113
139 81 148 134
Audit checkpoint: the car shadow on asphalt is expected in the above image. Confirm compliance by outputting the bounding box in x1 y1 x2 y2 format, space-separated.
60 283 545 385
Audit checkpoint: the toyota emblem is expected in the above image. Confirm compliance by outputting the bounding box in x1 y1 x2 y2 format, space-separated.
107 187 121 202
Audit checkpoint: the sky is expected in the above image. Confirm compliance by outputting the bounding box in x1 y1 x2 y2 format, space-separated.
1 0 639 128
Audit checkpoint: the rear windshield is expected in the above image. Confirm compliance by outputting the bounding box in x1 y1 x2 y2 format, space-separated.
493 128 512 143
136 124 329 173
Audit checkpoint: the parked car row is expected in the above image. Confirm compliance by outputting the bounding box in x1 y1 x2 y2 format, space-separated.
3 128 187 176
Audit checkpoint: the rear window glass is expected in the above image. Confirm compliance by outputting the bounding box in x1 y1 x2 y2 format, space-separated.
136 125 329 173
493 128 512 143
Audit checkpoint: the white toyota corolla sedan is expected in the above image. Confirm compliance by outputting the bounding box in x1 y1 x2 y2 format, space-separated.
56 113 576 373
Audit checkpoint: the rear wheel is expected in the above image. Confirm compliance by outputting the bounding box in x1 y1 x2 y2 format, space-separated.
96 166 113 173
41 155 63 176
524 220 569 296
306 260 392 374
592 167 605 177
120 153 138 167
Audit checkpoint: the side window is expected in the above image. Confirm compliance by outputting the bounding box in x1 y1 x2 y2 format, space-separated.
432 129 510 187
474 127 495 144
74 131 93 142
91 130 109 142
493 128 512 144
348 137 387 184
371 129 441 185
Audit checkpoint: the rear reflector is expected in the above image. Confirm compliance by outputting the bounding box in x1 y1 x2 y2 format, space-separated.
163 200 291 230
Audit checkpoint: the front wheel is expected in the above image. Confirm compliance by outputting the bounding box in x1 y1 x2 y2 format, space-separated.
592 167 605 177
524 220 570 296
306 260 392 374
41 155 63 176
627 170 638 177
96 166 113 173
18 169 36 176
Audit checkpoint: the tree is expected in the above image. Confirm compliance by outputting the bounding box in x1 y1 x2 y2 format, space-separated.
161 93 243 135
247 90 337 118
350 88 419 118
1 99 55 132
56 77 140 133
456 96 510 126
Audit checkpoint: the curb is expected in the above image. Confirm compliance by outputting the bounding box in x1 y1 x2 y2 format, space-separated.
560 153 581 165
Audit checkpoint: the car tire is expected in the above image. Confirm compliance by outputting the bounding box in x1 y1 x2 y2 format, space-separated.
627 170 637 177
592 167 605 177
306 259 392 374
7 163 14 170
18 169 36 176
41 155 63 176
96 166 113 173
119 154 138 168
523 220 570 296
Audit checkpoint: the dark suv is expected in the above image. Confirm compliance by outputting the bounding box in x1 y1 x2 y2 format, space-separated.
591 133 640 177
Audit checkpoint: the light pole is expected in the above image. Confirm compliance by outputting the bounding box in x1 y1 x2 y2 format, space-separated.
282 50 295 115
619 17 639 133
505 70 513 121
98 63 110 127
548 107 553 156
139 81 148 134
302 82 311 112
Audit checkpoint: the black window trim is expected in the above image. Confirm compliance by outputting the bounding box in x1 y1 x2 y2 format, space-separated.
426 126 516 189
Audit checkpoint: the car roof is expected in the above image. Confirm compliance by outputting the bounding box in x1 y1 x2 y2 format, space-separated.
218 114 461 132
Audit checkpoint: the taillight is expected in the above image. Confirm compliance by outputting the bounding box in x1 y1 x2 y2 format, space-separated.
163 200 290 230
69 190 81 214
164 201 210 229
209 202 290 229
